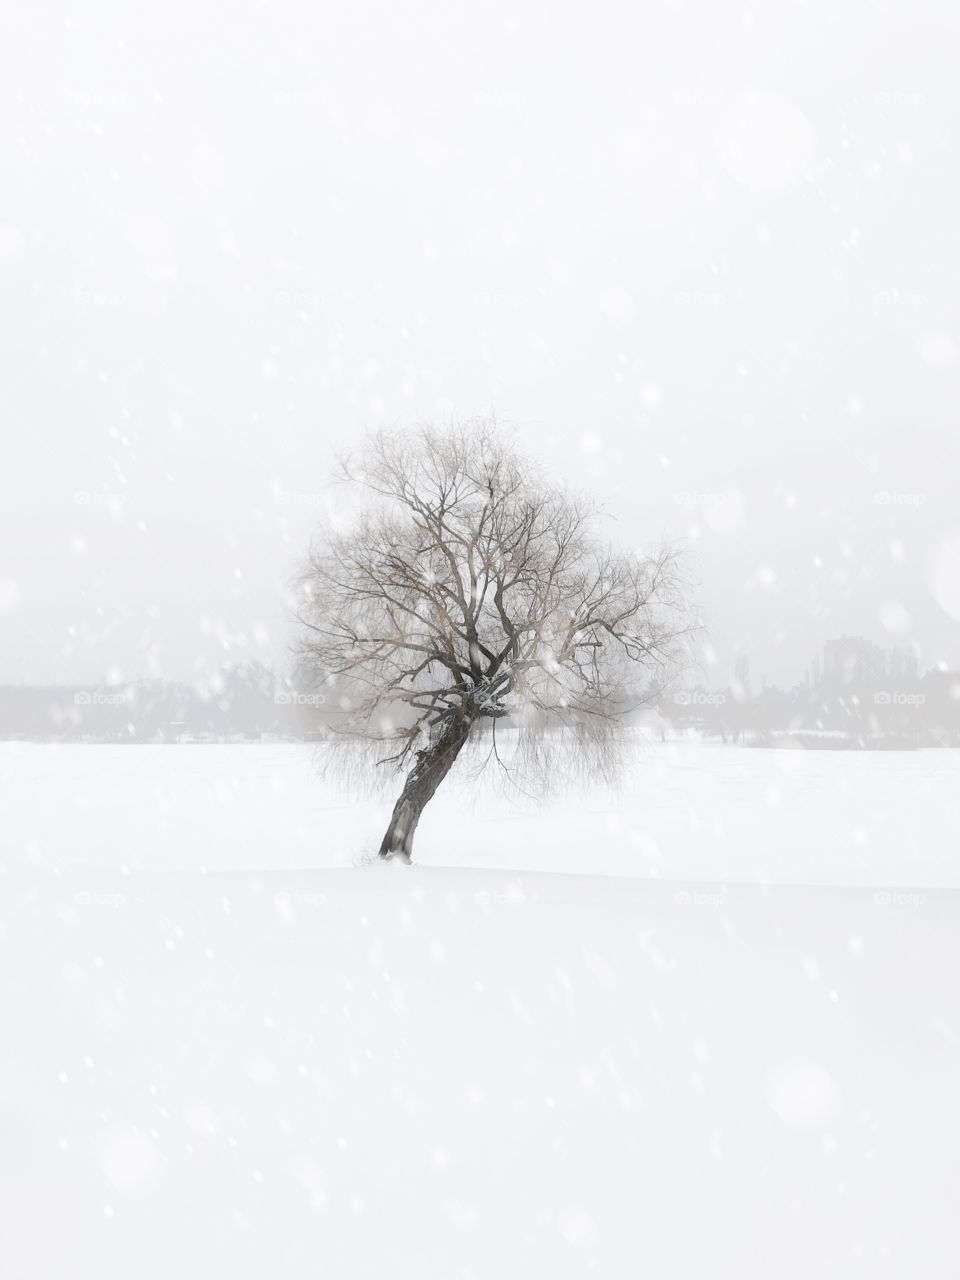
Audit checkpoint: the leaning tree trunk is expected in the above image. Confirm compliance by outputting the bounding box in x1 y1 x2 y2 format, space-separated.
379 715 474 862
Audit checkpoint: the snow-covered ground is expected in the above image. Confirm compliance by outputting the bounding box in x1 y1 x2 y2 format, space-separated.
1 743 958 1278
2 740 959 884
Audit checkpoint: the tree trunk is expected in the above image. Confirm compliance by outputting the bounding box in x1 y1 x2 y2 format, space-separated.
379 715 474 862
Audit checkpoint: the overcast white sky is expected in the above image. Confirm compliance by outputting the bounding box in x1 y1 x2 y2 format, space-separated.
2 0 959 687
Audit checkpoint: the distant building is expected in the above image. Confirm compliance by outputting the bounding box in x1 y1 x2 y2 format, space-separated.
823 636 885 684
820 636 919 687
884 646 919 681
733 655 751 698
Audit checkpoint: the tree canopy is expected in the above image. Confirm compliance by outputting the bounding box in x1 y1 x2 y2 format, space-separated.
297 421 693 859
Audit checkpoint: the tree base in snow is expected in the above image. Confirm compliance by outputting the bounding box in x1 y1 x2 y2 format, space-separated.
379 848 413 865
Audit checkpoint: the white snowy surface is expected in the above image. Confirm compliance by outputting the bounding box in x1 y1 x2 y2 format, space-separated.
1 744 958 1278
2 741 958 885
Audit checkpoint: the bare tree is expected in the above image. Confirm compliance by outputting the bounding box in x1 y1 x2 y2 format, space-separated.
296 421 693 862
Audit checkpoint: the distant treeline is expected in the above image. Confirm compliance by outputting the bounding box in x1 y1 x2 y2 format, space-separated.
7 662 960 749
0 664 335 742
659 668 960 749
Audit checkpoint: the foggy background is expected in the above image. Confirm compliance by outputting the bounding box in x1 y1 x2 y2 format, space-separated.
2 0 958 690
